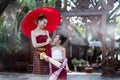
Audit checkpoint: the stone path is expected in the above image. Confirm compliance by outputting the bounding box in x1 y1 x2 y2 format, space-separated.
0 72 119 80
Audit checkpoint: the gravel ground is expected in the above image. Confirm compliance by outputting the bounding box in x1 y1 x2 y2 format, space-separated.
0 72 119 80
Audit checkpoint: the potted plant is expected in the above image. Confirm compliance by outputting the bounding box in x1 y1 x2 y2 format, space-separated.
79 59 87 67
84 61 93 73
71 58 79 72
84 67 93 73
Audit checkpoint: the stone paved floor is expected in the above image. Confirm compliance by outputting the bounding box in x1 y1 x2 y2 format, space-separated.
0 72 120 80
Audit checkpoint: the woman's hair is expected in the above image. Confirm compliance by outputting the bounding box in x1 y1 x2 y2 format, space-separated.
37 14 47 22
58 34 67 45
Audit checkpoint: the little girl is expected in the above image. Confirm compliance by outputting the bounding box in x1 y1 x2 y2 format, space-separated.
50 34 71 80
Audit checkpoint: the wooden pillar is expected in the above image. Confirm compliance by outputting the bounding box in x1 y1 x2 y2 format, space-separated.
110 24 115 56
101 13 107 63
101 14 116 76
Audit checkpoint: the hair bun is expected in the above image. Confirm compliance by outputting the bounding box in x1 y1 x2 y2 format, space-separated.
59 34 67 45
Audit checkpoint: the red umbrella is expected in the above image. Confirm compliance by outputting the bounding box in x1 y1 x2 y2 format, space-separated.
20 7 61 38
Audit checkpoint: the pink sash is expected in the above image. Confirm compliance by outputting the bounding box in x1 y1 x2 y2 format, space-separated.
49 58 67 80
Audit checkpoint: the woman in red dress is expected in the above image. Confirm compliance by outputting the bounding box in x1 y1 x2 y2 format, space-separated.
31 15 51 74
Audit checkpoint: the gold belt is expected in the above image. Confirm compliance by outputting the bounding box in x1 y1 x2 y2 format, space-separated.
36 48 46 51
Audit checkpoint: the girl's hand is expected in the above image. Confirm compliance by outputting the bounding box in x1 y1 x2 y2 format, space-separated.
65 68 72 73
46 37 51 44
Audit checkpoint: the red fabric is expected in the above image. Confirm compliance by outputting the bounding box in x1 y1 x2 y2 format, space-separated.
36 35 51 57
52 64 67 80
20 7 61 38
33 35 51 74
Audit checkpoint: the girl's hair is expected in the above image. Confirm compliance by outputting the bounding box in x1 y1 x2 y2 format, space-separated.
58 34 67 45
37 14 47 22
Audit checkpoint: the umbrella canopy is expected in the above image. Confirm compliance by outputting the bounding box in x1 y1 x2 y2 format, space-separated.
20 7 61 38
